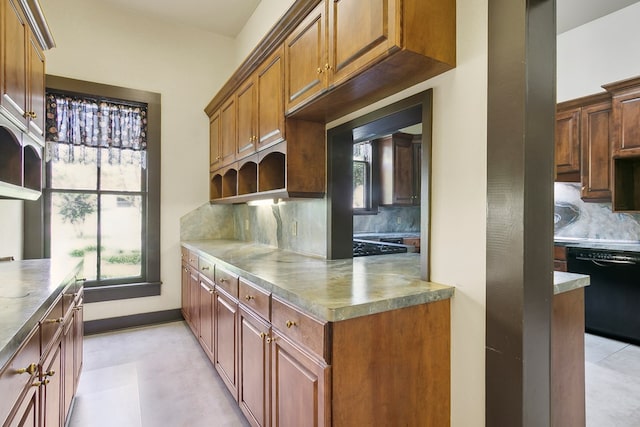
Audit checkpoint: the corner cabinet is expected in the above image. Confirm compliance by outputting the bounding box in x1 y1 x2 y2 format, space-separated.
0 0 54 200
205 0 455 204
180 245 451 427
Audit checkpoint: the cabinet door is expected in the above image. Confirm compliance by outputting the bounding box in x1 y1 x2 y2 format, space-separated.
209 111 221 171
555 108 581 179
214 289 238 400
199 276 215 361
392 136 414 205
328 0 399 86
188 267 200 336
42 341 63 427
2 0 29 128
580 100 612 201
271 330 329 427
257 46 285 150
610 88 640 156
73 299 83 394
5 385 38 427
220 97 237 165
181 262 190 321
285 0 327 112
237 79 257 159
62 316 74 421
27 35 45 139
238 307 270 427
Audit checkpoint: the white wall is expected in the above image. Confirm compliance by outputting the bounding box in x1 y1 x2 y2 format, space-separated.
0 201 23 259
234 0 296 66
326 1 488 425
557 2 640 101
39 0 237 321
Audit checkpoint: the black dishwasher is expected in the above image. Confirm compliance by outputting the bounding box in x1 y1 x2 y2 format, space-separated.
567 247 640 345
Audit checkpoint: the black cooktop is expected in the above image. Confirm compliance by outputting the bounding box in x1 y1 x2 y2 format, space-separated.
353 240 408 257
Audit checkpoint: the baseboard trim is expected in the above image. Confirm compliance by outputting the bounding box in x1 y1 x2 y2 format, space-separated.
84 309 184 335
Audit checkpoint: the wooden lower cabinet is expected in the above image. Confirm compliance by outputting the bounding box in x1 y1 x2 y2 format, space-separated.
271 330 330 427
238 307 271 427
41 340 62 427
214 288 239 400
5 385 38 427
187 266 200 336
198 276 215 361
180 247 451 427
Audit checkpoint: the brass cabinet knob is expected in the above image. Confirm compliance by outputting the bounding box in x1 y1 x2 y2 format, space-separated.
43 370 55 377
324 63 331 71
219 278 226 283
31 380 42 387
17 363 38 375
208 288 214 295
285 320 296 328
244 295 254 301
317 67 323 74
74 306 83 312
42 378 50 385
259 332 266 339
266 337 276 343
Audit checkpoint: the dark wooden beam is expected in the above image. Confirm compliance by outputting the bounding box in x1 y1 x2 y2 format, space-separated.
486 0 556 425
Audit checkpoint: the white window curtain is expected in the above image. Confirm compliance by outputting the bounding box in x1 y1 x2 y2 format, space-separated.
45 92 148 167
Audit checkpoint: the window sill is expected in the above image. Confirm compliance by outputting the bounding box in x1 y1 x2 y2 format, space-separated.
84 281 161 303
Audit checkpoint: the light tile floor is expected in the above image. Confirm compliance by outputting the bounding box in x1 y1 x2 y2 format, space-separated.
68 321 249 427
69 322 640 426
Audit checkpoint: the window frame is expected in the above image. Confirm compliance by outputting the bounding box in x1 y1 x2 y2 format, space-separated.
27 75 161 303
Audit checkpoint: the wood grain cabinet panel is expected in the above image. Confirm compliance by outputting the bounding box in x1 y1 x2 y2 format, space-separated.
1 0 28 130
237 79 257 160
580 97 612 201
328 0 399 87
214 288 239 401
220 97 237 166
378 132 420 205
209 110 222 171
555 108 581 181
284 1 327 112
27 35 44 139
199 275 215 362
604 76 640 157
257 46 285 150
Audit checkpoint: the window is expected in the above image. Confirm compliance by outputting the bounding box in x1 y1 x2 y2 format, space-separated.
36 76 161 302
353 141 374 212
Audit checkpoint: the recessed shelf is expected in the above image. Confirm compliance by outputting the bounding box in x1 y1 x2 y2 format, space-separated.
259 152 285 192
238 161 258 195
0 127 22 186
222 169 238 198
211 174 223 200
613 157 640 212
23 145 42 190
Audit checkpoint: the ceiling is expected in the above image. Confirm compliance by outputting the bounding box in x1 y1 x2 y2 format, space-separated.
98 0 261 38
557 0 639 33
97 0 638 38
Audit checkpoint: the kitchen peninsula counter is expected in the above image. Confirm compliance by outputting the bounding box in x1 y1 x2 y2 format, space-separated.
0 258 82 368
182 239 454 322
554 271 590 294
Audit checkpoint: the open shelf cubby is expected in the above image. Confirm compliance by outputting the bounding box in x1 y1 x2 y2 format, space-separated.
238 161 258 195
259 151 285 192
222 168 238 198
0 127 22 186
613 157 640 212
210 173 223 200
23 145 42 190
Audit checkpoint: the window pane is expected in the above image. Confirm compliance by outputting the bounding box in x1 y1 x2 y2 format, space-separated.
100 194 142 280
50 192 98 281
50 145 98 190
100 148 142 191
353 161 366 208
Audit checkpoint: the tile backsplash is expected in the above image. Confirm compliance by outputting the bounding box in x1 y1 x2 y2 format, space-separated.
554 183 640 241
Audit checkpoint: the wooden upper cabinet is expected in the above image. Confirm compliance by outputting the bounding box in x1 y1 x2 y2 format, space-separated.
328 0 398 87
284 1 327 112
2 0 29 130
27 35 45 139
257 46 285 150
580 95 612 202
209 110 221 170
378 133 419 206
220 97 237 165
237 78 257 160
603 76 640 158
555 107 581 182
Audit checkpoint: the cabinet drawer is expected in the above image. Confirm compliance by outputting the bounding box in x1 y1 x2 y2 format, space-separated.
186 250 199 269
0 327 40 422
554 246 567 261
198 257 215 281
239 278 270 321
272 296 328 361
215 267 239 299
40 295 64 356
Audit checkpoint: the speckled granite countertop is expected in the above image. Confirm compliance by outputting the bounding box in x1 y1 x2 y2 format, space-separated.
0 259 82 368
182 240 454 322
554 271 589 294
554 238 640 252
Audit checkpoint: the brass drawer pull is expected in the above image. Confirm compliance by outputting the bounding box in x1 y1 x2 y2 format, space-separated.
44 317 64 324
43 370 55 377
75 277 86 282
17 363 37 375
219 278 227 283
244 295 254 301
201 266 210 271
266 337 276 343
285 320 297 328
259 332 266 339
31 380 42 387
